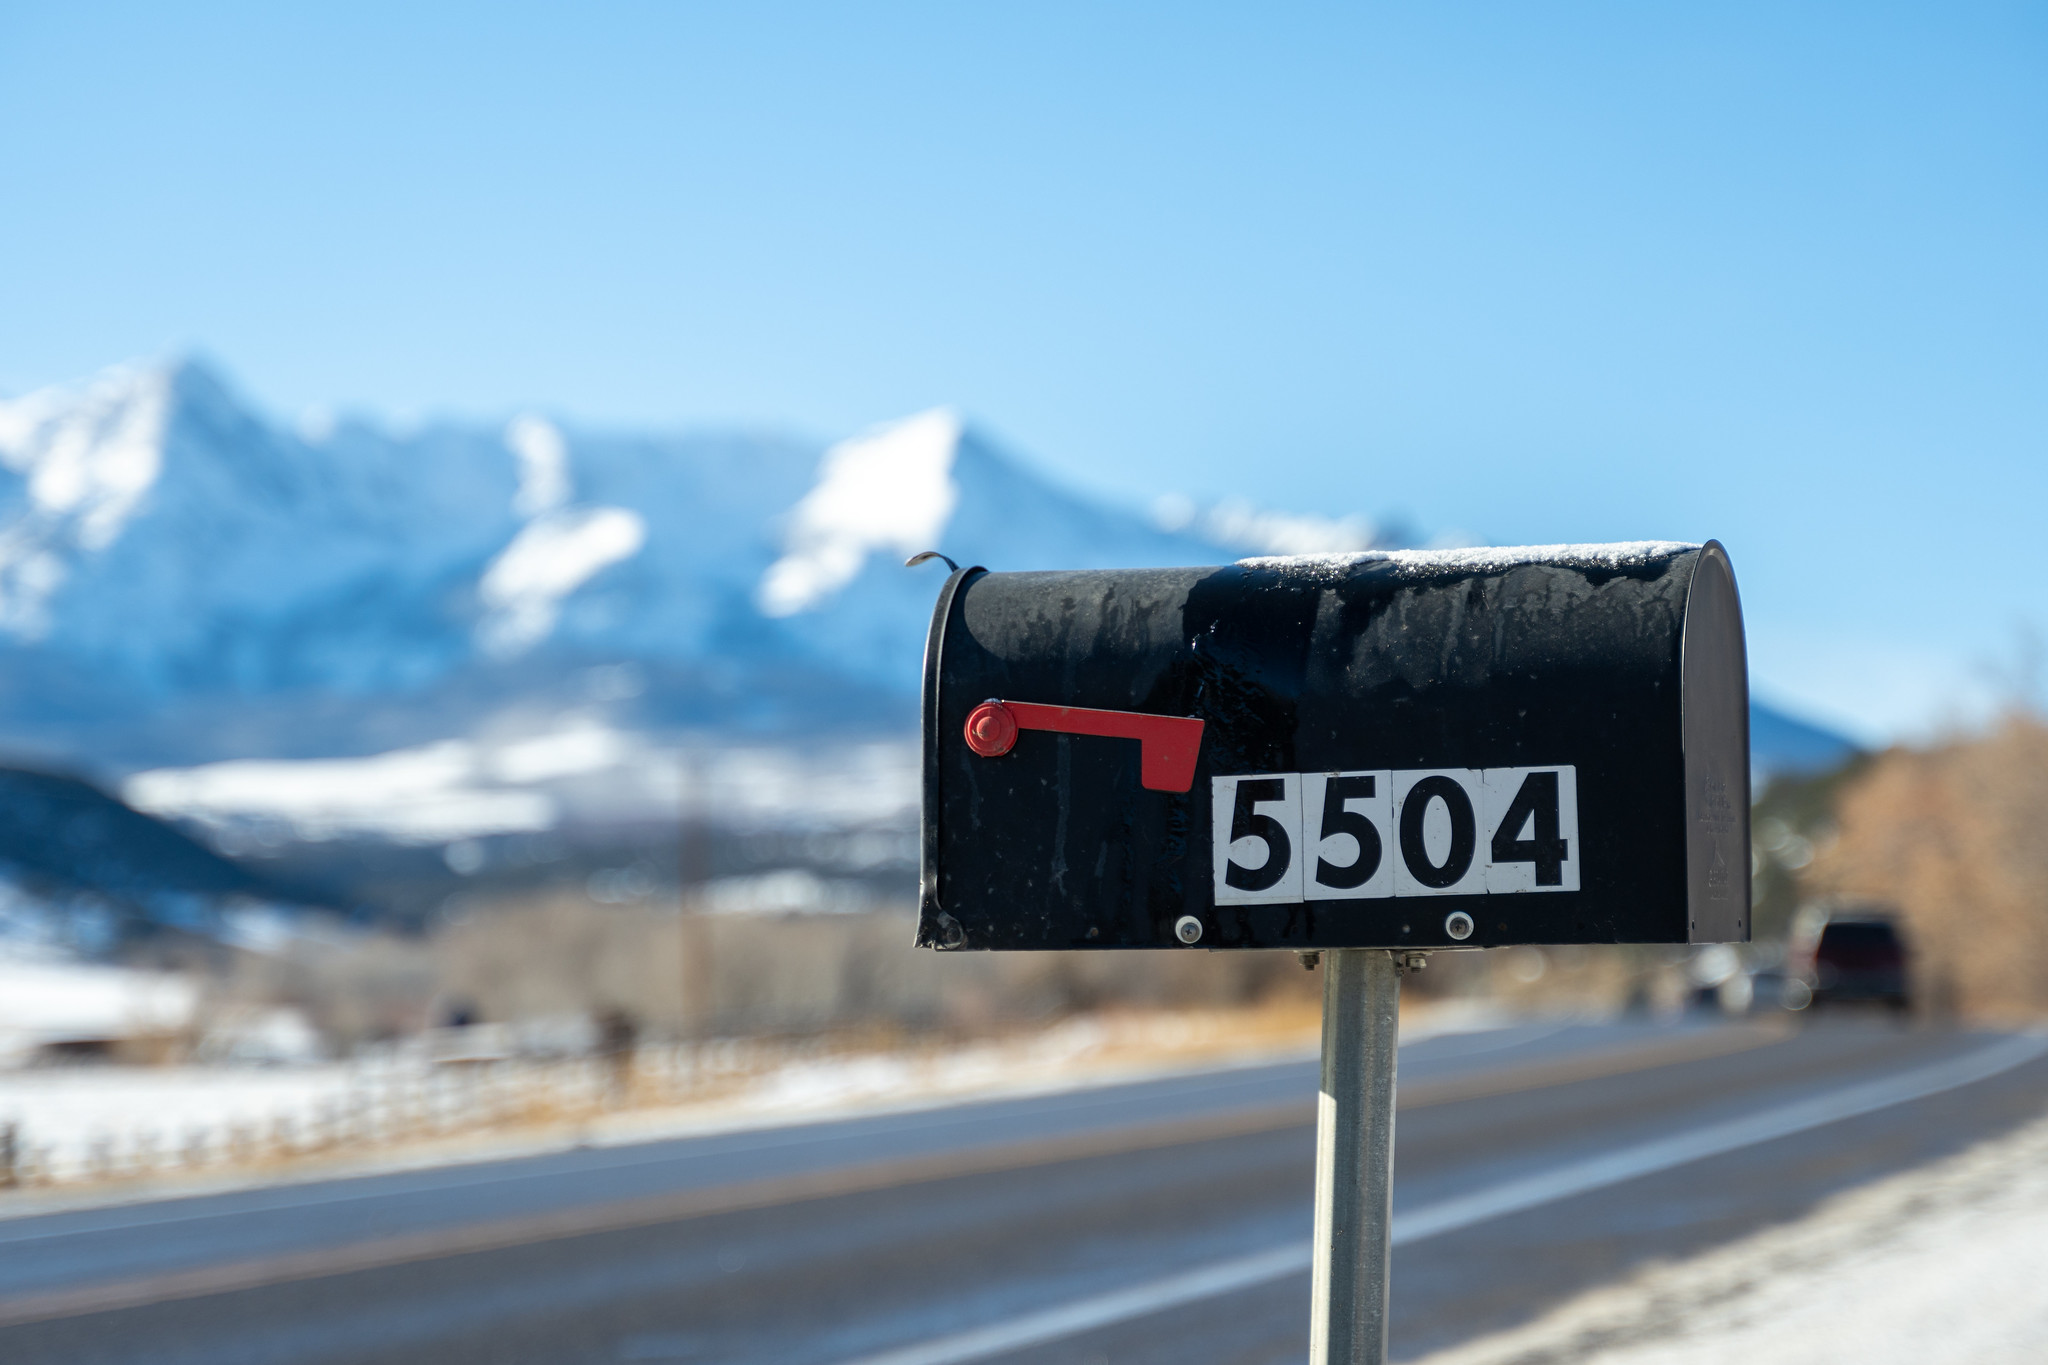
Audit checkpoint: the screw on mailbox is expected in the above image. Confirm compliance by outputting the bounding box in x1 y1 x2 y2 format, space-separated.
914 544 1750 1364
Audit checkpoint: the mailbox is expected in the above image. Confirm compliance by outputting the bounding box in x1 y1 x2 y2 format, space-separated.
916 541 1748 952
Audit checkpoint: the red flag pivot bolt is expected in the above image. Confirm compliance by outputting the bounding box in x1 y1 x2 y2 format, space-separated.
964 700 1019 757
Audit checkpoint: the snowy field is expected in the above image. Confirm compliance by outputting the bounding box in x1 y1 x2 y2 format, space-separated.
0 1006 1360 1193
1416 1106 2048 1365
0 1064 357 1165
0 1003 1553 1196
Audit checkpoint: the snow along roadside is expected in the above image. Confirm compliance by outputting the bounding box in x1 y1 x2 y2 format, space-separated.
1411 1100 2048 1365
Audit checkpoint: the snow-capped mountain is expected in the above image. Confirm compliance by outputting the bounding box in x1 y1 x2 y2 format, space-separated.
0 358 1850 857
0 359 1384 781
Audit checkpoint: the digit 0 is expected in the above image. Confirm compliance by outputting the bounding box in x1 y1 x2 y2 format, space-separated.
1398 774 1478 890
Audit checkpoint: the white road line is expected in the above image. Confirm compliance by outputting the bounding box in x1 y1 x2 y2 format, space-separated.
828 1244 1314 1365
1393 1031 2048 1244
827 1032 2048 1365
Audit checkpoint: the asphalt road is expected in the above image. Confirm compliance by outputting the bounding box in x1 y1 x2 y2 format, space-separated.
1 1015 2043 1365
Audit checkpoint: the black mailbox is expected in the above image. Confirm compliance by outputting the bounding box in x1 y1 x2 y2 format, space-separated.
916 541 1748 952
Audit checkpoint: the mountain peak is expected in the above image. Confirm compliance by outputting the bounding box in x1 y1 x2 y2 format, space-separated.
757 407 962 618
0 357 1467 774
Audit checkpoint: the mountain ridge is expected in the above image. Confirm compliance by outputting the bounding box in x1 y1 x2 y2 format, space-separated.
0 358 1852 812
0 359 1259 769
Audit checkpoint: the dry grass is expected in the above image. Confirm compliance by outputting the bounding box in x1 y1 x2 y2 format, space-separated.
429 892 1324 1040
200 891 1671 1063
1804 714 2048 1021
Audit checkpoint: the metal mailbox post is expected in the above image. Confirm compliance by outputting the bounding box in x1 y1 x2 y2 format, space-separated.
915 541 1750 1363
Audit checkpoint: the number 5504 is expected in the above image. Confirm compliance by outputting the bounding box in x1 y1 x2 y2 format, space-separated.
1211 766 1578 905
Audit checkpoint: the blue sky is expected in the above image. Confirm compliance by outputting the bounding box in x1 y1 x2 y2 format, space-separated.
3 2 2043 741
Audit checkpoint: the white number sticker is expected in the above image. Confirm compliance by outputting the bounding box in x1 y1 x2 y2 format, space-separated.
1210 766 1578 902
1483 767 1580 892
1301 771 1393 900
1392 769 1488 897
1212 774 1304 905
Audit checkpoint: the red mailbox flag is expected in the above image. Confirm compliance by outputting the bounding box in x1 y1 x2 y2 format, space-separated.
963 699 1206 793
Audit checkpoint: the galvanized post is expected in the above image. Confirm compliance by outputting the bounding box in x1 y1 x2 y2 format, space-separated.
1309 948 1400 1365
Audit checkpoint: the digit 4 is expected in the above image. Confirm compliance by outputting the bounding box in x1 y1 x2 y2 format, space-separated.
1483 767 1579 893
